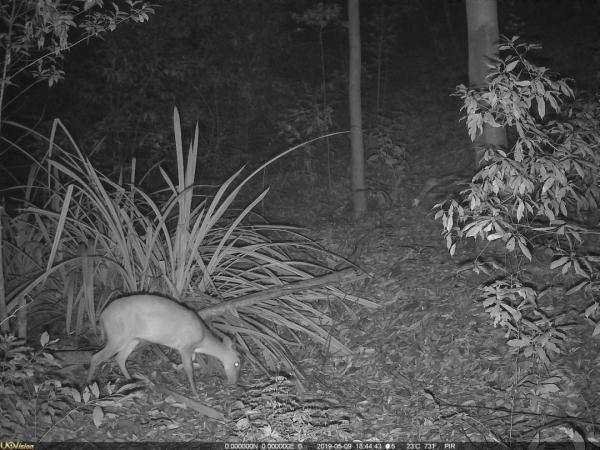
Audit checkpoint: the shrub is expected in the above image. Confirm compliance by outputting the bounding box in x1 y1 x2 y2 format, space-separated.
1 332 71 439
436 37 600 364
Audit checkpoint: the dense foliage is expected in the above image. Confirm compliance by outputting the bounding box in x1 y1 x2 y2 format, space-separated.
437 37 600 364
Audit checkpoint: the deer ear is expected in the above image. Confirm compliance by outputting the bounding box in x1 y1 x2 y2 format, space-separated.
222 335 233 348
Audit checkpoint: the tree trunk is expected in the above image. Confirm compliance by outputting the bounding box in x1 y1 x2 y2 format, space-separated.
465 0 507 167
0 206 7 333
348 0 367 218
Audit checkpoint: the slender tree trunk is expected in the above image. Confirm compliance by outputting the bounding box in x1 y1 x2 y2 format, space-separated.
466 0 507 167
348 0 366 218
0 206 7 333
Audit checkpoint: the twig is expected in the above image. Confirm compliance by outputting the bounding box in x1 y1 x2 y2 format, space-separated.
186 267 369 318
155 384 225 421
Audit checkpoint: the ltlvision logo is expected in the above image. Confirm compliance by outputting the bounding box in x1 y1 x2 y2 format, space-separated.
0 442 35 450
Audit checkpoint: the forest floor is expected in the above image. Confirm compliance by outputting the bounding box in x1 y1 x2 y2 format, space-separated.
39 63 600 445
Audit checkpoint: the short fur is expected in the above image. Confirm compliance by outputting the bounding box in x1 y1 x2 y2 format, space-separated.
87 294 241 396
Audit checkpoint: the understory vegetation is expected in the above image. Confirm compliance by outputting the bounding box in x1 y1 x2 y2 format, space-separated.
1 0 599 444
438 38 600 363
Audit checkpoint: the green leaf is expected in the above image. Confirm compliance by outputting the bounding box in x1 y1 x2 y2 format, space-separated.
537 97 546 118
550 256 569 270
518 238 532 261
584 303 598 318
505 60 518 72
544 341 560 354
40 332 49 347
535 347 551 366
516 201 524 222
566 280 588 295
542 177 554 194
65 387 81 403
92 406 104 427
506 237 515 251
507 338 528 348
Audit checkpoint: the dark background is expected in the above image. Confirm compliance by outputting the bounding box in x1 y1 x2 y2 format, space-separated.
3 0 599 217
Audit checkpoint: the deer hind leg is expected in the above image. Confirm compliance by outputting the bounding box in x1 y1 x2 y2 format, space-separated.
179 346 198 396
114 339 141 379
88 340 121 383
